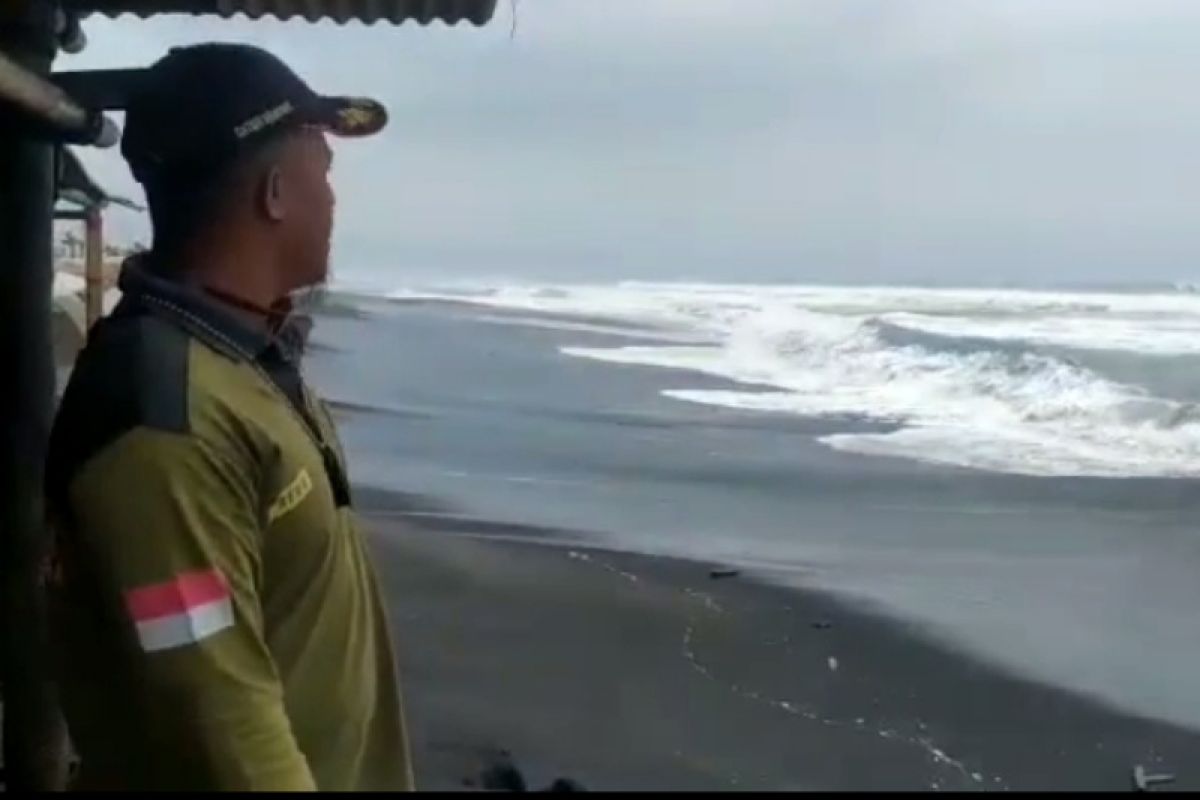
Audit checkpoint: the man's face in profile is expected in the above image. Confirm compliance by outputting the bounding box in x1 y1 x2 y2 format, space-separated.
276 128 336 291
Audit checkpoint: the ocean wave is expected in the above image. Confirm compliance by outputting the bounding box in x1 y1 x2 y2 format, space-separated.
879 311 1200 356
381 282 1200 477
385 282 1200 332
326 397 433 420
566 305 1200 474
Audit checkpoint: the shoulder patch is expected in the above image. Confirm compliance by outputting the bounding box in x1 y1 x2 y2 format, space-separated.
268 468 314 524
125 569 234 652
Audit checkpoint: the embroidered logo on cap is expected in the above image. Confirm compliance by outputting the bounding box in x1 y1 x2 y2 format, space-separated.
234 100 295 139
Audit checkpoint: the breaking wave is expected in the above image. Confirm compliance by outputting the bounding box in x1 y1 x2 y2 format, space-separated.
383 282 1200 477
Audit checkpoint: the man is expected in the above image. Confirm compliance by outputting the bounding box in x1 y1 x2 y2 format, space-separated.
44 43 411 791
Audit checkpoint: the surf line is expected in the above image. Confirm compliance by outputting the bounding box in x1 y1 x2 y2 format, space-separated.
675 578 1003 789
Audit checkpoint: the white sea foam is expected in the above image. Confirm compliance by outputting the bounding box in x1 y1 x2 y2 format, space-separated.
386 282 1200 477
881 311 1200 356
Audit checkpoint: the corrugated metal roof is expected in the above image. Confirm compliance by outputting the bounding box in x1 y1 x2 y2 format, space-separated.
68 0 498 25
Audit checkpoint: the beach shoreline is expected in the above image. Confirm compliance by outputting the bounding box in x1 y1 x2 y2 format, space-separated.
361 497 1198 792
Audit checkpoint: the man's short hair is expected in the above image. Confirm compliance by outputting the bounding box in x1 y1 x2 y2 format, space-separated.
142 132 290 264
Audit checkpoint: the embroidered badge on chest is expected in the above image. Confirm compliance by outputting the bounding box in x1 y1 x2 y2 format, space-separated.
268 467 314 524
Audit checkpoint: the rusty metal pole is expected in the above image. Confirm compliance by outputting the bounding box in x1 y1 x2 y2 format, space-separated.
0 0 70 791
83 209 103 329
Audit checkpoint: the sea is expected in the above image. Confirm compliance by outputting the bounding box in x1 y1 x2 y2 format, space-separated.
307 280 1200 732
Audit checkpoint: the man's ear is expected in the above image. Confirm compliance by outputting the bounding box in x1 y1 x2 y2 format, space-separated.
263 164 286 223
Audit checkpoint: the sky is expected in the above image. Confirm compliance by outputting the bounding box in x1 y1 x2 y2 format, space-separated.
67 0 1200 288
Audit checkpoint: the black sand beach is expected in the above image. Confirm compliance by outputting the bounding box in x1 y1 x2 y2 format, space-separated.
364 508 1199 792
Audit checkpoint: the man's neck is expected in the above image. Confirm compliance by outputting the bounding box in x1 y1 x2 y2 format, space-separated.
174 245 288 331
204 284 290 329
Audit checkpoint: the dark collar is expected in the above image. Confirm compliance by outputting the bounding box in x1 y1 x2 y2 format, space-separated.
115 257 309 363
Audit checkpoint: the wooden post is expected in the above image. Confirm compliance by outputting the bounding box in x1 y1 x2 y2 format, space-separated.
0 0 70 791
84 209 103 329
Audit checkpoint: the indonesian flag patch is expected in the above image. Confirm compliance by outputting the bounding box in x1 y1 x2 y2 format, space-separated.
124 568 234 652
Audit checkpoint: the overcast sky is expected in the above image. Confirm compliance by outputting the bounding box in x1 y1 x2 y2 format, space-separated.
69 1 1200 288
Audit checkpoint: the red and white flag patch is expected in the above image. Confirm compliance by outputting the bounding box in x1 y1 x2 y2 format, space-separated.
124 568 234 652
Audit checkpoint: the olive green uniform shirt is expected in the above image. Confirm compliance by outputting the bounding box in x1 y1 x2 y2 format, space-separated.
45 264 412 791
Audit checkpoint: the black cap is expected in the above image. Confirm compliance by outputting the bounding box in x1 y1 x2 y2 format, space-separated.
122 43 387 187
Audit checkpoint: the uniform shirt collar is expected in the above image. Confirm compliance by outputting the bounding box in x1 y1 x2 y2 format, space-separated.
116 256 310 363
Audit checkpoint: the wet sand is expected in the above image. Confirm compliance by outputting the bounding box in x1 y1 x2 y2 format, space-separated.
363 510 1199 792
